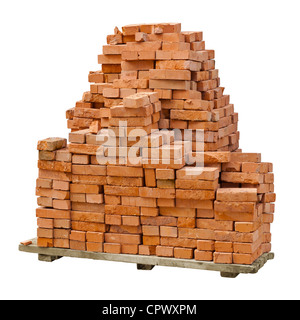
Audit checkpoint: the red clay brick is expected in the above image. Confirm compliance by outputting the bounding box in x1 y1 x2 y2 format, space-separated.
156 246 174 257
104 243 121 254
213 252 233 264
174 247 193 259
194 250 213 261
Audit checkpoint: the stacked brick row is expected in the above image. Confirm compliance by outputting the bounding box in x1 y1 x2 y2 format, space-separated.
66 127 107 252
36 138 71 248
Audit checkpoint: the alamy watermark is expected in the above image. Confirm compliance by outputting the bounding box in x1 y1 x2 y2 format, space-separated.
95 121 205 176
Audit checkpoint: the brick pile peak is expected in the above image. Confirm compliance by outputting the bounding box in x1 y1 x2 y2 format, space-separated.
35 22 275 265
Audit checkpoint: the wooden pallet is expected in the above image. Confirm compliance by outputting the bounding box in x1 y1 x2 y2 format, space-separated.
19 238 274 278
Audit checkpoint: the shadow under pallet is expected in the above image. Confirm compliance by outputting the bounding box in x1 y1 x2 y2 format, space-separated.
19 238 274 278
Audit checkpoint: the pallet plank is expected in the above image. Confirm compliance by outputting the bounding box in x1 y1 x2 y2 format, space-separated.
19 238 274 277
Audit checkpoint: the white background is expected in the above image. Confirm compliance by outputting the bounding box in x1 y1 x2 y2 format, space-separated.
0 0 299 300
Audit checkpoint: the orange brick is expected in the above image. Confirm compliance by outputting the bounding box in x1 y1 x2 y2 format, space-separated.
143 236 160 246
156 179 175 189
264 173 274 183
213 252 232 264
121 244 138 254
105 214 122 225
214 201 257 213
104 186 139 197
196 209 214 218
37 196 51 207
37 228 53 238
36 178 52 189
72 165 106 176
71 221 106 233
263 213 274 223
39 150 56 161
159 207 195 218
215 241 233 253
141 207 159 217
144 169 156 187
160 226 178 238
121 196 156 208
53 229 70 239
36 207 70 219
235 221 261 233
176 189 215 200
177 217 196 228
142 225 160 236
53 239 69 249
37 237 54 248
196 219 233 231
156 168 175 180
197 240 215 251
70 240 86 251
122 216 140 226
175 179 218 190
221 172 263 184
174 247 193 259
157 198 175 207
86 242 102 252
139 187 175 199
37 218 53 229
72 202 105 213
233 241 261 254
262 192 276 203
139 245 156 256
103 88 120 98
37 138 67 151
176 167 219 180
38 160 71 173
53 199 71 210
122 24 140 35
176 199 214 210
86 231 104 243
20 240 33 246
230 153 261 163
105 233 141 245
105 205 140 216
71 211 104 223
141 216 177 227
242 162 266 173
215 210 258 222
194 250 213 261
107 176 144 187
105 195 121 205
216 188 258 202
70 230 86 242
86 194 104 204
161 237 196 249
70 184 100 194
104 243 121 254
156 246 174 257
178 228 214 240
72 154 90 164
53 180 70 191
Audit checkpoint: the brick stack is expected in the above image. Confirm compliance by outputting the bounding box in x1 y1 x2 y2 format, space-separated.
36 138 71 248
33 22 275 265
67 128 107 252
219 152 275 263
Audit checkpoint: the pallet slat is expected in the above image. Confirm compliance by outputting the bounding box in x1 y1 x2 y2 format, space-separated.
19 238 274 278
